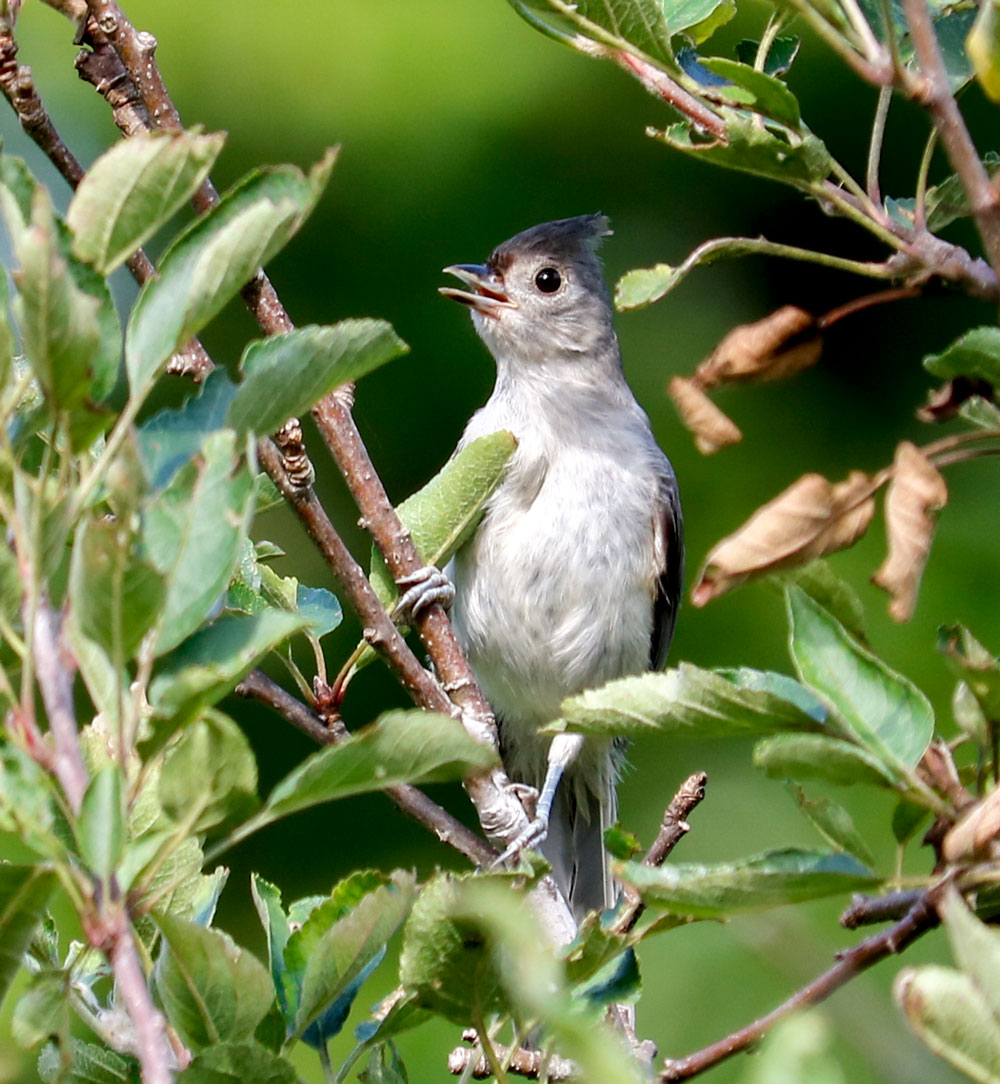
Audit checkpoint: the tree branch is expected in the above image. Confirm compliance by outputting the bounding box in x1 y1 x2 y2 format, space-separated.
658 893 939 1081
903 0 1000 277
235 668 495 866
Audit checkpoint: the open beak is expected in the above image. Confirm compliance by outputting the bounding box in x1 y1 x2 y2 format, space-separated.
439 264 516 317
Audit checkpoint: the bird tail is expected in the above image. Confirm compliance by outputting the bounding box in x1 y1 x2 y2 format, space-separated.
541 772 617 921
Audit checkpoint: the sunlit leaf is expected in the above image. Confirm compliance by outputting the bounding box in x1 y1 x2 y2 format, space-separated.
754 732 898 787
924 327 1000 385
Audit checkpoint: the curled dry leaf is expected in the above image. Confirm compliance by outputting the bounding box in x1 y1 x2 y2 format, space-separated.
917 377 995 423
693 470 879 606
872 442 948 622
668 375 742 455
695 305 822 389
942 786 1000 862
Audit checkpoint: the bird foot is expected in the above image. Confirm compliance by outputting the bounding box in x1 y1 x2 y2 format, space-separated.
394 565 455 623
492 815 549 870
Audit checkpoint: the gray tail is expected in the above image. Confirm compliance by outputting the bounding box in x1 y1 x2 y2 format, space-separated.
541 777 617 922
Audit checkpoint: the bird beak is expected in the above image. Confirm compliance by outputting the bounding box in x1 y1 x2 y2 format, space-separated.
439 264 517 316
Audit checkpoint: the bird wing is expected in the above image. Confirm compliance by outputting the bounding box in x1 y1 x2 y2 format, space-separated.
650 473 684 671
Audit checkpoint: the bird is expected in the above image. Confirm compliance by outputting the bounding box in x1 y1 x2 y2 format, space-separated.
436 214 683 922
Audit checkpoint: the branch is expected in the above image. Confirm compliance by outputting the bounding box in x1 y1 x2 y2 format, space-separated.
32 600 88 814
658 893 938 1081
903 0 1000 276
448 1035 574 1080
235 668 495 866
840 889 926 929
614 52 726 139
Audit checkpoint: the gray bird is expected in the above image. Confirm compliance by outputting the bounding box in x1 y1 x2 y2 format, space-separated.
438 214 683 921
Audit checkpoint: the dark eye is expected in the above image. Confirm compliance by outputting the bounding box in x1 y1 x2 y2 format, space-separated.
534 267 561 293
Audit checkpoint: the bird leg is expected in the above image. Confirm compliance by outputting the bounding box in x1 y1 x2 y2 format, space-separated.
492 733 585 867
393 565 455 623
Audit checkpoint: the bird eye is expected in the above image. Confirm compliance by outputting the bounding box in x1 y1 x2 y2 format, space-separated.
534 267 561 293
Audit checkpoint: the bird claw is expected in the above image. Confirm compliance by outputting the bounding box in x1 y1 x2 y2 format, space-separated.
394 566 455 623
491 815 549 870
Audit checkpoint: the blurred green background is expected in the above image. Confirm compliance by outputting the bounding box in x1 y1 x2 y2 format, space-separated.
5 0 1000 1081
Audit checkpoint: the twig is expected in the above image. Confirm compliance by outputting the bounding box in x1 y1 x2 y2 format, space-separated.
615 51 726 139
866 86 892 208
903 0 1000 276
448 1039 574 1080
659 893 938 1080
817 285 921 329
235 668 495 866
103 907 175 1084
840 889 926 929
32 599 88 814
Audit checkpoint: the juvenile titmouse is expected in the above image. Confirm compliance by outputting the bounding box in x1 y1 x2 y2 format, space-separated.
439 214 683 920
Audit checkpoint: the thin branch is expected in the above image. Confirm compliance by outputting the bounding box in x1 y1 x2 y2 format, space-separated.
817 285 921 329
235 669 495 866
448 1040 574 1080
866 86 892 207
903 0 1000 276
32 600 88 814
615 51 726 139
840 889 926 929
658 894 938 1081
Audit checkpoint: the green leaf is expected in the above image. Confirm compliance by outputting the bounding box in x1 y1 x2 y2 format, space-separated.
954 680 991 747
789 785 875 866
924 327 1000 385
68 129 225 274
8 188 101 410
125 150 336 397
651 111 831 188
11 969 69 1049
158 711 259 834
0 865 57 1002
508 0 672 65
716 668 829 722
0 267 13 391
178 1043 297 1084
358 1043 410 1084
895 965 1000 1083
137 369 239 491
149 610 305 730
143 430 254 655
237 711 497 842
941 886 1000 1025
961 396 1000 430
38 1039 139 1083
77 766 125 881
700 58 801 126
753 732 898 787
775 560 867 643
787 587 933 773
735 35 801 76
547 662 826 737
69 517 166 660
154 912 274 1051
743 1012 844 1084
892 797 930 844
227 321 408 437
939 625 1000 719
295 585 342 638
289 872 415 1043
664 0 736 42
925 153 1000 231
618 847 878 917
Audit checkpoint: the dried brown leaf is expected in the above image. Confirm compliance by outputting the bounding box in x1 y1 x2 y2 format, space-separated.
668 375 742 455
942 787 1000 862
693 470 879 606
696 306 821 389
872 442 948 622
917 377 995 423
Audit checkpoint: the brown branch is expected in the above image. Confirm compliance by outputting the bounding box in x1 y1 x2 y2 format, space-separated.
903 0 1000 277
840 889 926 929
32 600 88 814
235 668 495 866
448 1037 574 1080
614 51 727 140
659 893 939 1081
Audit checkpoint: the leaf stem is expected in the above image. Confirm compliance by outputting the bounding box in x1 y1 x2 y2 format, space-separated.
866 85 892 207
913 128 939 230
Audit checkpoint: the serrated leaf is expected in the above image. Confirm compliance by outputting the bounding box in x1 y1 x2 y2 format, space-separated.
665 0 736 41
12 969 69 1049
0 865 57 1002
68 130 225 274
125 151 336 397
38 1039 139 1083
148 610 305 731
143 430 254 655
154 912 274 1051
619 847 878 917
77 766 125 881
547 662 826 737
754 732 898 787
227 321 408 437
939 625 1000 719
290 873 414 1044
507 0 672 65
926 153 1000 231
735 35 801 76
775 559 867 643
787 587 933 772
178 1042 297 1084
69 516 166 660
789 785 875 866
700 58 801 126
137 369 239 491
234 711 497 843
651 110 831 188
924 327 1000 384
895 965 1000 1083
158 711 259 834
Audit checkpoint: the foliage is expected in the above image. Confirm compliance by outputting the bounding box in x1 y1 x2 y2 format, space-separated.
0 0 999 1082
